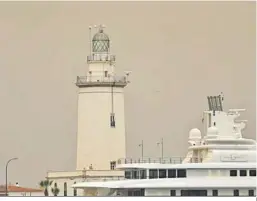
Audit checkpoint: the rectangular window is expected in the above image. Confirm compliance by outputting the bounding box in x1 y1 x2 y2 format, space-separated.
248 190 254 196
125 171 132 179
233 189 239 196
239 170 247 176
170 190 176 196
177 169 187 178
168 169 176 178
230 170 237 176
149 169 158 179
159 169 167 178
110 161 116 170
140 189 145 196
110 113 116 128
104 71 108 77
181 190 207 196
132 170 139 179
249 169 256 176
140 170 146 179
212 190 218 196
181 190 188 196
129 189 145 196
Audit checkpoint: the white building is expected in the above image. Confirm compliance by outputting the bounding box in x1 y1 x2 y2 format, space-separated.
46 24 130 196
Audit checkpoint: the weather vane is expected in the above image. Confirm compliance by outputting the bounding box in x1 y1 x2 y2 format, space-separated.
94 24 106 32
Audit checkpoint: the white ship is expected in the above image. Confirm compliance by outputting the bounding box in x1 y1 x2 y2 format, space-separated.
72 95 256 196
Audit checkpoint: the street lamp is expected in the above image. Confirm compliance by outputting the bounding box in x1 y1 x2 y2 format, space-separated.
5 157 18 196
157 138 164 162
138 140 144 159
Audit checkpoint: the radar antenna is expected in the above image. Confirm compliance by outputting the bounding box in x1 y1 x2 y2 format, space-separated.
207 93 224 112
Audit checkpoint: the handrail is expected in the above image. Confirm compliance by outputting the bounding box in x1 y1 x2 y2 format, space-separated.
76 75 127 85
116 157 205 165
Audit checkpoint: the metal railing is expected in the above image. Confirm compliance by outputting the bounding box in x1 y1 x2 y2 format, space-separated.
87 55 116 62
117 157 205 165
76 75 127 86
83 176 125 181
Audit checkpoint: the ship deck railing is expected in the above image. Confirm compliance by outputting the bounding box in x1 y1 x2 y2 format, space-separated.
116 157 203 165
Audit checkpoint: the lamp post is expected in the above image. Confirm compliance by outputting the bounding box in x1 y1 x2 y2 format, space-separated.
157 138 164 161
5 157 18 196
138 140 144 159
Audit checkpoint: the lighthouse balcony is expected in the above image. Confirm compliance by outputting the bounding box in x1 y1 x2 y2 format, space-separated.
76 75 127 87
87 55 116 63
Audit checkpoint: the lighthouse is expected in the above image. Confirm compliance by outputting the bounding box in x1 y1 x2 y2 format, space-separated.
75 25 129 170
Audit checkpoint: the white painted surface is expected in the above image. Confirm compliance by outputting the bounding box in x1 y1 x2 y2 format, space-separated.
76 86 126 170
116 162 256 170
145 189 170 196
73 100 257 196
76 28 128 171
73 177 256 189
143 188 256 196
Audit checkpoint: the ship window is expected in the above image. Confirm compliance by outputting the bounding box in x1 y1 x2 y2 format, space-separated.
132 170 139 179
248 190 254 196
159 169 167 178
168 169 176 178
149 169 158 179
128 189 145 196
233 189 239 196
239 170 247 177
140 170 146 179
110 161 116 170
230 170 237 177
170 190 176 196
212 190 218 196
181 190 207 196
125 170 132 179
249 169 256 176
177 169 187 178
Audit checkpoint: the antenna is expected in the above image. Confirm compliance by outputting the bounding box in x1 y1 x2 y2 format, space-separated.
138 140 144 159
157 138 164 161
207 95 223 111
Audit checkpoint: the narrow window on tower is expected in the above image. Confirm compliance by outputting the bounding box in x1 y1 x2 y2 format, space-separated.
104 71 108 77
73 182 77 196
64 182 67 196
110 113 116 128
110 161 116 170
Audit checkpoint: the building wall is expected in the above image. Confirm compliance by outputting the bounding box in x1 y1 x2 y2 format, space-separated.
76 86 126 170
48 178 84 196
47 170 124 196
8 192 44 196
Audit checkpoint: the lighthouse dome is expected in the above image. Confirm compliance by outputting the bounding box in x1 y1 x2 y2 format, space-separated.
92 27 110 53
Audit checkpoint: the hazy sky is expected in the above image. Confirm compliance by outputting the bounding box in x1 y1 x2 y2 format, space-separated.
0 1 255 188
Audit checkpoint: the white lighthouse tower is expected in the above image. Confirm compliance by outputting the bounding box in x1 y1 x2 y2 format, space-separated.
75 25 129 170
